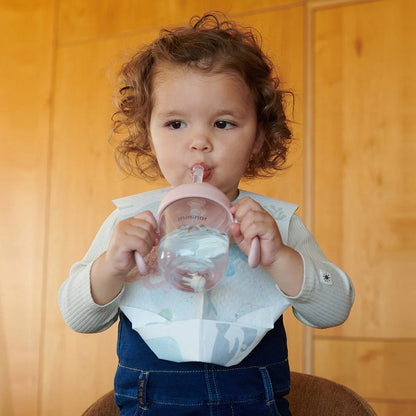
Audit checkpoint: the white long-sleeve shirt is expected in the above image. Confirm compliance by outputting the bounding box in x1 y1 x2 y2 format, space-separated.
58 189 355 337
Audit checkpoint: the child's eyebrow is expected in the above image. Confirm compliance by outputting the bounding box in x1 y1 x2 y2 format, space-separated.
214 108 247 118
153 110 184 119
154 107 248 119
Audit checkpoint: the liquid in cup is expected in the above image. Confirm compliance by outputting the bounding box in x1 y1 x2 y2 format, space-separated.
158 224 229 292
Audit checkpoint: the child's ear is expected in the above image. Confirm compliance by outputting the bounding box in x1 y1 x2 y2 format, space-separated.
252 128 265 155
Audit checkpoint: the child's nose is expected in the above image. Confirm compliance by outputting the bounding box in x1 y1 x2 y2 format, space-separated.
189 135 213 152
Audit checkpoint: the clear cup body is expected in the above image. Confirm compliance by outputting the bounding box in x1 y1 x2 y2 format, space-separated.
158 195 232 292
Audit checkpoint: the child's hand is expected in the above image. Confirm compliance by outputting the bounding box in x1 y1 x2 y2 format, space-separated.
90 210 158 305
105 210 158 278
230 197 283 267
230 197 303 296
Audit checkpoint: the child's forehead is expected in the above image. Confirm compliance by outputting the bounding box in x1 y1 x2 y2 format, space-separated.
152 61 246 87
152 62 189 80
150 65 256 117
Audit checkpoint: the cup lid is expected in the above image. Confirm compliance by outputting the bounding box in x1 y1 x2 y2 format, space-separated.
157 183 233 225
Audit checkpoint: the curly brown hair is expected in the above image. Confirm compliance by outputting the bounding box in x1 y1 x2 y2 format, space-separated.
112 12 293 180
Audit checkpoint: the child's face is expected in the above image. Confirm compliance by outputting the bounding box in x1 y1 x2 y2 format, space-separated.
149 64 264 201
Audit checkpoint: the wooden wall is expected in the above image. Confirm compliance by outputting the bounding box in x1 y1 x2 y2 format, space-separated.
311 1 416 414
0 1 54 414
0 0 414 414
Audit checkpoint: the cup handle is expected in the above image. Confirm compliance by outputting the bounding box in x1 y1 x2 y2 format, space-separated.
248 236 260 268
134 251 148 275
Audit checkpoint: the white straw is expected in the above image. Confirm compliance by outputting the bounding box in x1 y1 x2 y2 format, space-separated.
192 164 204 183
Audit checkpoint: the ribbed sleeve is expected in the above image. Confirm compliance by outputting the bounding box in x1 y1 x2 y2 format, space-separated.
281 215 355 328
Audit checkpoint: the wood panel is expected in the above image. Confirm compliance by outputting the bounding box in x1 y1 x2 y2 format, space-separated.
0 1 54 415
40 4 305 415
56 0 302 44
312 0 416 413
314 339 416 400
369 401 416 416
313 0 416 339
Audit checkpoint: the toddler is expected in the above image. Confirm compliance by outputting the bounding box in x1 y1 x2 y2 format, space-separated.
59 13 354 416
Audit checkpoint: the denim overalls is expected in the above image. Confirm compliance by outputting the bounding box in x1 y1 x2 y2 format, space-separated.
114 311 292 416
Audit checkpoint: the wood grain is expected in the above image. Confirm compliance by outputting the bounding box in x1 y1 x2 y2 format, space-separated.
313 0 416 337
312 0 416 412
369 401 416 416
56 0 302 44
314 339 416 400
0 1 54 414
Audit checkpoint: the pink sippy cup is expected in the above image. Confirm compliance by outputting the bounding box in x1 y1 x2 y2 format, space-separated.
134 165 260 292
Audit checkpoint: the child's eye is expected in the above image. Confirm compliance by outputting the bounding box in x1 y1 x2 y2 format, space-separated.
167 120 185 129
214 120 235 129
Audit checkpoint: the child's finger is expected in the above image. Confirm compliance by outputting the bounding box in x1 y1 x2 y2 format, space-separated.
238 210 271 239
231 222 244 244
133 210 158 229
231 221 257 255
231 197 264 222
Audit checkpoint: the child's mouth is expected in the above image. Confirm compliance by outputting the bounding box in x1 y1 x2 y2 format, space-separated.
191 163 211 180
